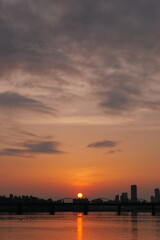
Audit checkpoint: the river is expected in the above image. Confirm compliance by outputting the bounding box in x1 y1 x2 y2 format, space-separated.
0 212 160 240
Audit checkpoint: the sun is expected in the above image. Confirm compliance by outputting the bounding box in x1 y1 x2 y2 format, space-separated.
77 193 83 199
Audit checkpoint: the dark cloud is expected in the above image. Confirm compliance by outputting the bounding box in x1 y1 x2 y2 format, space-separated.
97 71 160 113
0 0 160 71
0 0 160 114
100 90 135 112
87 140 118 148
0 0 73 75
0 140 64 157
0 91 56 114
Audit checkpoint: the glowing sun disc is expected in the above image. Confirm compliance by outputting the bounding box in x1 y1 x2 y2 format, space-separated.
77 193 83 198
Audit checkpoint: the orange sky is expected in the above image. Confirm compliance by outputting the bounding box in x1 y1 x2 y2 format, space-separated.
0 0 160 200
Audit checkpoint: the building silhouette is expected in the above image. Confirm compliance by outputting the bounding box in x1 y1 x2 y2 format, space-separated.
151 188 160 202
120 192 128 202
151 196 155 202
155 188 160 202
115 195 119 202
131 185 137 202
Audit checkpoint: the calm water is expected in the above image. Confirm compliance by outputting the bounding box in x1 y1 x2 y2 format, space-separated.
0 213 160 240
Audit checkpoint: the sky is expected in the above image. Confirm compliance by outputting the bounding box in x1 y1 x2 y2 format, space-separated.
0 0 160 200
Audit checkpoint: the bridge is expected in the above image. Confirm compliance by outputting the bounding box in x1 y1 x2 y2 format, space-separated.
91 198 112 203
0 200 160 216
55 198 74 203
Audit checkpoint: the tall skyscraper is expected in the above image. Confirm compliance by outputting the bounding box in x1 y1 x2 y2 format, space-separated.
131 185 137 202
155 188 160 202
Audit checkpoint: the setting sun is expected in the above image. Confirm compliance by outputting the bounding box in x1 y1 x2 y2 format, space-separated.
77 193 83 199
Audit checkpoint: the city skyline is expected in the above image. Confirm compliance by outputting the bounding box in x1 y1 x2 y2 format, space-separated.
0 185 160 202
0 0 160 200
0 185 160 216
0 185 160 204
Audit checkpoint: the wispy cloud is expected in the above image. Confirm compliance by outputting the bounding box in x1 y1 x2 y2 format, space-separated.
87 140 118 148
0 91 57 114
15 130 38 138
0 140 64 157
107 149 122 155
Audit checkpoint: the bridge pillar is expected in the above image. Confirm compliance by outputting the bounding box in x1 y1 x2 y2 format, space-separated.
50 204 55 215
152 205 156 216
83 204 88 215
16 204 23 215
117 204 121 215
131 210 137 216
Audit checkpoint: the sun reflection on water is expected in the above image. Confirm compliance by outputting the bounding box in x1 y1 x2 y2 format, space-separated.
77 213 83 240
